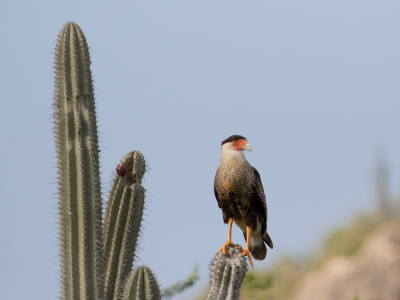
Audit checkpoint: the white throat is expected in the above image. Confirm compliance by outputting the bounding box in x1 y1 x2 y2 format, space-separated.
221 143 247 164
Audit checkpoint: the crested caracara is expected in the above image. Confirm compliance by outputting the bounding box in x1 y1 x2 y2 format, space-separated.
214 135 273 265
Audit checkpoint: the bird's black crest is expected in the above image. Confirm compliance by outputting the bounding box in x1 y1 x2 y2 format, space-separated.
221 135 247 146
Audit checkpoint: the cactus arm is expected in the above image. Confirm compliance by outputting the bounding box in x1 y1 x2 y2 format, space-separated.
103 151 146 300
123 266 161 300
54 22 104 300
206 246 248 300
103 150 144 249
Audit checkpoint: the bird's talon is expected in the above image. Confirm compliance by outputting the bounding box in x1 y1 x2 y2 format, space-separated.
234 244 243 251
241 249 253 265
217 240 234 255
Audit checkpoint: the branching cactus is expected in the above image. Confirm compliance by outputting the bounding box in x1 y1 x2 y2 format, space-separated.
54 22 104 300
206 246 248 300
123 266 161 300
53 22 150 300
53 21 211 300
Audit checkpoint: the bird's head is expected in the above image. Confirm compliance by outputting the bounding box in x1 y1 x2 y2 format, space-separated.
221 135 252 161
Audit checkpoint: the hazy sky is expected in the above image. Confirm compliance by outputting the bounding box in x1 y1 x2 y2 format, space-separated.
1 1 400 299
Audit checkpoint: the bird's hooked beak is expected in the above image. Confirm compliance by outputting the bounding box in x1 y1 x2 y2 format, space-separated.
232 138 252 151
244 142 252 152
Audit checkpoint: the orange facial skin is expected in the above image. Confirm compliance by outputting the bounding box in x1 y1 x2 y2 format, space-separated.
232 139 248 150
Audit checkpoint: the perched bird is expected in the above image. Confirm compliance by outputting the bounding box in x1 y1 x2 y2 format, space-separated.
214 135 273 265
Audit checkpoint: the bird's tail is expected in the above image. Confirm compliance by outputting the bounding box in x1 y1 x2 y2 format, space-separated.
263 232 274 249
244 231 274 261
249 234 266 260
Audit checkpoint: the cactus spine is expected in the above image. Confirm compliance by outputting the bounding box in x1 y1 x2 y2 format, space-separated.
206 246 248 300
54 22 103 300
103 151 146 300
123 266 161 300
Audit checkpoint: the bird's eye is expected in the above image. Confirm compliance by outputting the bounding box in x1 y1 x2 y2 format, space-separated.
233 140 237 142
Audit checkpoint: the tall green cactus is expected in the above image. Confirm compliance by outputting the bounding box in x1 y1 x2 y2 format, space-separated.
206 246 248 300
54 22 104 300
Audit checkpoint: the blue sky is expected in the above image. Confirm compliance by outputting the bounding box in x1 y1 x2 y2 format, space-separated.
1 1 400 299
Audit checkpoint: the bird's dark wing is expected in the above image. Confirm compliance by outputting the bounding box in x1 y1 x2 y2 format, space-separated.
213 183 219 204
214 168 230 223
251 166 268 235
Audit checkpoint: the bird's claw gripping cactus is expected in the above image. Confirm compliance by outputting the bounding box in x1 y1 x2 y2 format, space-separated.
206 245 248 300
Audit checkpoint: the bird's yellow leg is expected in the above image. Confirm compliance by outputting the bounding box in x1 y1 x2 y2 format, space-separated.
241 226 254 265
217 218 234 255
